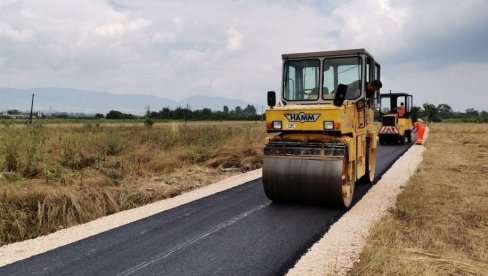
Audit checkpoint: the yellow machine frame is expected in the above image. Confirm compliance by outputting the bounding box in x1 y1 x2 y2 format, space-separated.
263 49 380 207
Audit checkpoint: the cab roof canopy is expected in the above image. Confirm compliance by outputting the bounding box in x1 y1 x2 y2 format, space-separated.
380 92 412 97
282 48 374 60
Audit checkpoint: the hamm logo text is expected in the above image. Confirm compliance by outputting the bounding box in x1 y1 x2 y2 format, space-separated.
285 112 320 123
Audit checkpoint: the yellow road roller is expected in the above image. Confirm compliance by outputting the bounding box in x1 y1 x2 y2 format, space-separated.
378 92 414 144
263 49 380 208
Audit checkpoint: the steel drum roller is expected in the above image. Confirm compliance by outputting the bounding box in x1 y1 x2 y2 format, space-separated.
263 157 346 206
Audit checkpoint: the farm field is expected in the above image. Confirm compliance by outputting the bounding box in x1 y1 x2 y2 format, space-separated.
350 123 488 275
0 120 266 245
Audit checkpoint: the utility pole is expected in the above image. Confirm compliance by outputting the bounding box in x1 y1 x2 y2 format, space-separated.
185 104 189 125
29 93 34 124
261 105 264 121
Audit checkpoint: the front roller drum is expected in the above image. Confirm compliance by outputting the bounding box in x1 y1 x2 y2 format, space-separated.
262 157 354 208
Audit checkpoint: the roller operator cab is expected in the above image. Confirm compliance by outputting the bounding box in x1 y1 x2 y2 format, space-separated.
379 93 414 144
263 49 380 208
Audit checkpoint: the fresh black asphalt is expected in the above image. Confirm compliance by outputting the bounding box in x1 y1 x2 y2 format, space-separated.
1 143 412 276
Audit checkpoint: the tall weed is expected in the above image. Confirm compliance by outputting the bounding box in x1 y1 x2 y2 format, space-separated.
0 126 47 177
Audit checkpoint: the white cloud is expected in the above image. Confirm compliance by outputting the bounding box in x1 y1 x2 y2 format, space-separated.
94 23 126 38
0 0 487 110
152 31 175 44
94 18 151 38
331 0 407 54
386 61 488 111
0 23 35 42
171 16 184 30
226 27 243 51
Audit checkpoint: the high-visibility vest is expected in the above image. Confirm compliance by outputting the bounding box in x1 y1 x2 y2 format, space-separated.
414 121 425 131
414 121 425 144
398 105 405 117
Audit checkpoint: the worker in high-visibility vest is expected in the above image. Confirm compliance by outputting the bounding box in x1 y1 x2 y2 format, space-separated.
397 102 406 118
412 119 425 145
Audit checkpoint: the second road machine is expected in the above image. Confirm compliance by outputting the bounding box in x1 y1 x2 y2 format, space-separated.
378 92 414 144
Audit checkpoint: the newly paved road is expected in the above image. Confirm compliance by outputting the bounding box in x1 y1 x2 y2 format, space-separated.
1 144 412 276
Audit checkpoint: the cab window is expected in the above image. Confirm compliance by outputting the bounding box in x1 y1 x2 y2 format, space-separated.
283 59 320 101
322 57 362 100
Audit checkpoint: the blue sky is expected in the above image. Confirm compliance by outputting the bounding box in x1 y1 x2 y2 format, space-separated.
0 0 487 111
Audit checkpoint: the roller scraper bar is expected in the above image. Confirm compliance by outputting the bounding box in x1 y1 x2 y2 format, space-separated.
264 142 346 158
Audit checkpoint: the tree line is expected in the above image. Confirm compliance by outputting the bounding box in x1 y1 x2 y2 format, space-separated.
105 104 260 120
3 103 487 123
411 104 488 123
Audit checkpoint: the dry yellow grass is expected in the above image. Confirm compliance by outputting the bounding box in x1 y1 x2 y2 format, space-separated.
0 121 266 245
350 123 488 275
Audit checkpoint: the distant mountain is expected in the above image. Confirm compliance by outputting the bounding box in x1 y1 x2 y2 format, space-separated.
181 95 258 112
0 87 259 115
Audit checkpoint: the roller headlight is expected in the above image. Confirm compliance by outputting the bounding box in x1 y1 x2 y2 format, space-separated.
323 121 334 130
272 121 282 129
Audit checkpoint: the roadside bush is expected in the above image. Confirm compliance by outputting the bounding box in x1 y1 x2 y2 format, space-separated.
104 134 122 155
0 126 47 177
144 117 154 127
